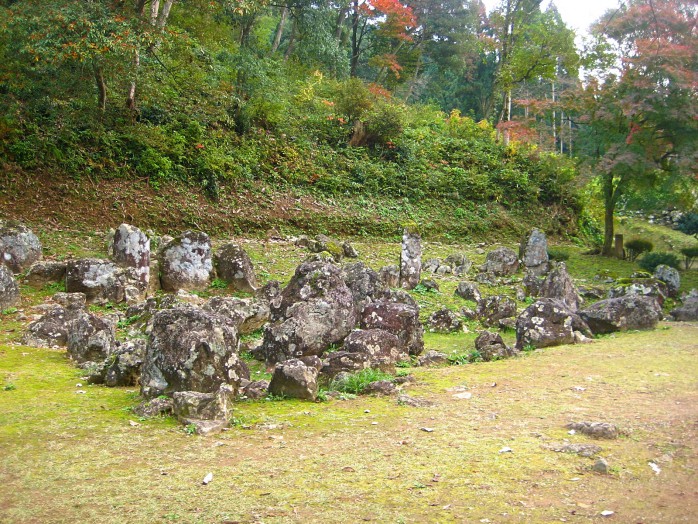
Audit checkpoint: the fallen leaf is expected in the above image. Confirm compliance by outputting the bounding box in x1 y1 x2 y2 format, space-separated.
202 472 213 485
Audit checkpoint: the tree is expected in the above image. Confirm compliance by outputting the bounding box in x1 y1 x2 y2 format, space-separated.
572 0 697 255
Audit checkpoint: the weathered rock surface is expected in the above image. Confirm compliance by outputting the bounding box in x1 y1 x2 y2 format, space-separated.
0 264 20 310
23 292 87 347
520 228 548 275
481 247 520 276
140 307 247 399
214 242 257 293
608 278 667 305
340 328 401 372
399 227 422 290
66 258 144 304
240 379 269 400
261 260 357 364
0 222 42 273
104 339 146 387
360 300 424 356
343 262 384 312
173 384 235 421
670 290 698 321
364 380 397 396
321 351 370 379
516 298 591 349
455 281 482 303
417 350 448 367
539 262 581 311
427 308 462 333
475 330 517 361
24 261 67 287
567 421 619 439
378 265 400 288
203 296 270 335
111 223 150 287
653 265 680 298
133 397 173 418
580 295 662 334
66 311 117 364
477 295 517 327
268 359 319 400
160 231 213 292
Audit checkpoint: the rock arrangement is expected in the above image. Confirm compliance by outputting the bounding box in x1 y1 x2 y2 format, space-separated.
12 220 694 436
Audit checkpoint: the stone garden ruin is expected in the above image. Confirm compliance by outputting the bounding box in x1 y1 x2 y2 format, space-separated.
2 221 696 435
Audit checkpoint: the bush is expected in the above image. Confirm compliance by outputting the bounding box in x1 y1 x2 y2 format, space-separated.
547 248 569 261
677 212 698 238
638 252 680 273
680 246 698 270
625 239 654 262
329 368 393 395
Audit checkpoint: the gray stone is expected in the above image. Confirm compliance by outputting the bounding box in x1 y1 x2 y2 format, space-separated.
361 300 424 356
66 311 117 364
24 261 67 287
474 272 497 285
0 264 20 310
566 421 619 439
363 380 397 396
445 253 471 272
539 262 581 311
397 394 434 407
341 328 401 372
608 278 667 305
592 458 609 474
172 384 235 421
581 295 663 334
477 295 517 328
378 265 400 288
160 231 213 292
140 307 247 399
420 278 439 292
240 379 269 400
427 308 462 333
203 296 270 335
516 298 592 350
455 281 481 302
550 443 602 457
653 265 680 298
214 242 257 293
182 419 229 436
133 397 173 418
111 223 150 287
423 258 441 273
481 247 520 276
342 241 359 258
321 351 370 380
399 227 422 290
256 280 281 302
343 262 384 313
0 222 42 273
66 258 144 304
670 291 698 321
268 358 319 400
520 228 548 275
474 330 517 361
417 350 449 367
104 339 146 387
22 292 87 347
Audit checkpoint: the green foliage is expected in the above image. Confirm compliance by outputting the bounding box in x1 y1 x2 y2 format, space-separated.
547 248 569 262
638 252 680 273
680 246 698 270
210 278 228 290
625 239 654 262
677 213 698 238
329 368 394 395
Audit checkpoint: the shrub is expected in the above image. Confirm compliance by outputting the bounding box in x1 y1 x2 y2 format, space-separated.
329 368 393 395
547 248 569 261
676 212 698 237
638 252 680 273
625 239 653 262
680 246 698 270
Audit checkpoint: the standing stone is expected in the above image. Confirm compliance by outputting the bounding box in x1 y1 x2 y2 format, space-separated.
539 262 581 311
66 258 143 303
214 242 257 293
160 231 213 292
520 229 549 275
111 223 150 287
66 312 117 364
0 222 42 273
653 265 680 298
378 265 400 288
342 262 384 313
0 264 20 310
360 300 424 356
400 227 422 290
481 247 520 276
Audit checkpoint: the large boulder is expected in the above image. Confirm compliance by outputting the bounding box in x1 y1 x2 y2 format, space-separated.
104 339 146 387
214 242 257 293
481 247 520 276
66 258 144 304
66 311 117 364
0 264 20 310
160 231 213 292
360 300 424 356
520 228 549 275
475 330 517 361
399 227 422 290
607 278 667 306
516 298 592 350
580 295 663 334
378 265 400 288
110 223 150 287
24 261 67 288
455 281 481 303
427 308 462 333
321 351 370 379
342 262 384 313
268 359 319 400
340 328 401 372
140 307 247 399
670 290 698 321
172 384 235 421
261 260 356 364
22 292 87 347
0 222 42 273
538 262 581 311
653 265 680 298
203 296 270 335
477 295 517 328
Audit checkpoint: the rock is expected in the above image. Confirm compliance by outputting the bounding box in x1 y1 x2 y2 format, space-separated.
498 317 517 330
376 288 419 307
214 242 257 293
360 300 424 356
423 258 441 273
268 359 319 400
66 311 117 364
342 241 359 258
22 292 87 347
256 280 282 302
592 458 609 474
0 222 42 273
579 286 605 300
104 339 146 387
299 355 323 371
520 228 549 275
261 260 356 364
670 291 698 321
474 330 517 361
445 253 471 273
184 419 229 436
608 278 668 305
378 265 400 288
203 296 270 335
140 307 247 399
240 379 269 400
160 231 213 292
399 227 422 290
172 384 235 421
549 443 602 457
580 295 663 334
474 272 497 285
133 397 173 418
397 394 433 407
515 286 526 301
420 278 439 292
364 380 397 396
341 329 401 372
477 295 517 327
427 308 462 333
460 306 477 320
566 421 619 439
342 262 384 312
321 351 370 380
435 265 452 275
0 264 20 310
653 265 680 298
455 281 481 302
481 247 520 276
417 350 448 366
66 258 144 304
148 259 161 296
516 298 592 350
111 223 150 287
24 261 67 288
538 262 581 311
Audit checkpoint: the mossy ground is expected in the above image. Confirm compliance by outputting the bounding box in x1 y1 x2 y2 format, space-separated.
1 221 697 523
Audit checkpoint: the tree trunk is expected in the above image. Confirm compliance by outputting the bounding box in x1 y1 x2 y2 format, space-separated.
156 0 175 29
270 5 288 54
93 62 107 112
150 0 160 26
350 0 360 77
602 172 616 256
284 18 297 60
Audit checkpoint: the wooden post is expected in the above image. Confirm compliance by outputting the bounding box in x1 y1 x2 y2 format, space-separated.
614 234 624 259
